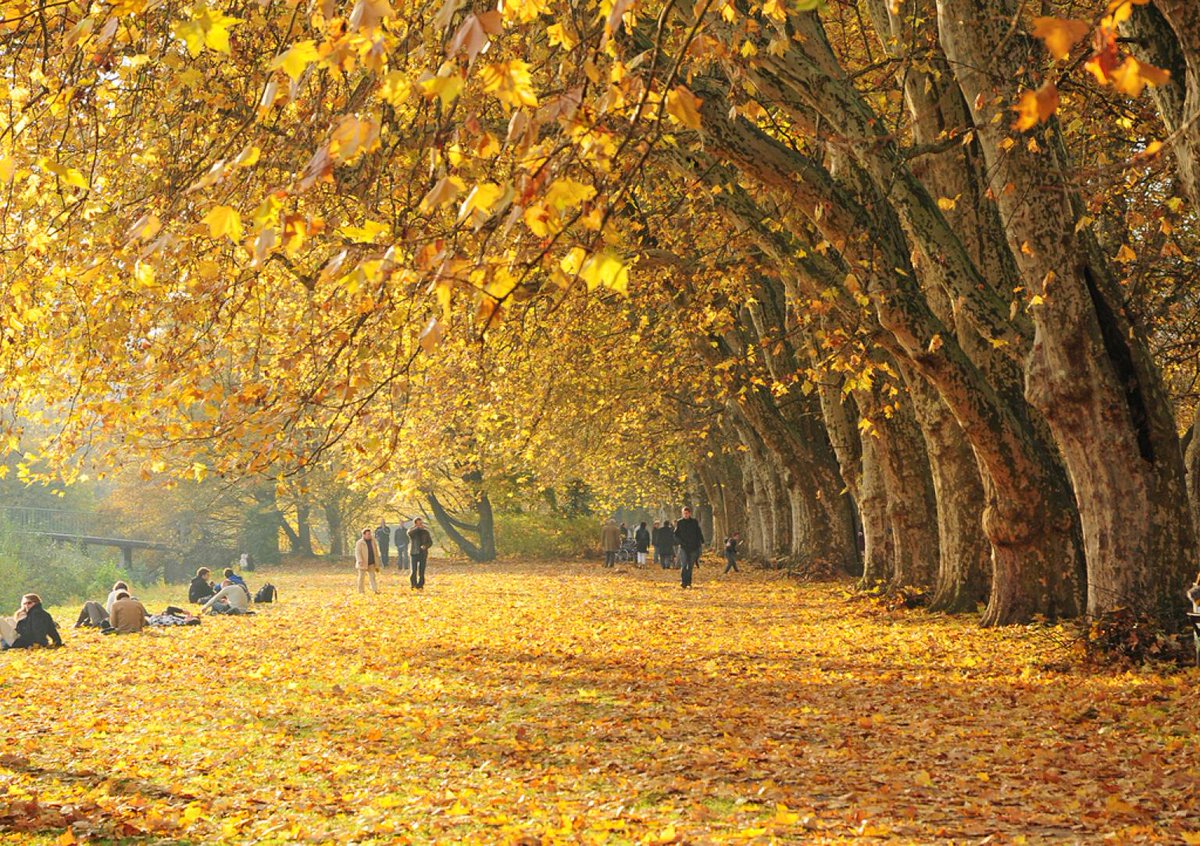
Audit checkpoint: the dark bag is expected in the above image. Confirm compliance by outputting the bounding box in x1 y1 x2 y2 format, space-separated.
254 583 277 603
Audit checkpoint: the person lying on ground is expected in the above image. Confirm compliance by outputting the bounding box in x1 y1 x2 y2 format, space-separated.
189 567 219 604
201 579 251 615
1 594 63 649
73 600 109 629
146 606 202 627
108 591 149 634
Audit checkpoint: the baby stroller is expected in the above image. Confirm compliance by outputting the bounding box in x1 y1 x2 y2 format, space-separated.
616 538 638 564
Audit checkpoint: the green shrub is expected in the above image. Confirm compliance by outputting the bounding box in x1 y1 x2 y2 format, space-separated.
493 512 599 559
0 521 131 611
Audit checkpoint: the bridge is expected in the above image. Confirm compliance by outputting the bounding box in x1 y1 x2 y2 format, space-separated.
0 505 174 568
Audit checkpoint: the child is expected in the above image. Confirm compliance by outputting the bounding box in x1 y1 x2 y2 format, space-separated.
724 533 740 574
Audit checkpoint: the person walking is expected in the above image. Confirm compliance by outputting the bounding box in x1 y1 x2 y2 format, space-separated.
375 520 392 569
673 507 705 589
634 521 651 567
651 521 665 568
407 517 433 590
354 527 381 594
394 518 410 573
661 520 677 569
724 533 740 573
600 518 621 568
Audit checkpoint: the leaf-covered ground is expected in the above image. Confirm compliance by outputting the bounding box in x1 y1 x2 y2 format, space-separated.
3 559 1199 844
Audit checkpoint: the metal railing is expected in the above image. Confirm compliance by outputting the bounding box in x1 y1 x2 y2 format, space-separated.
0 505 104 538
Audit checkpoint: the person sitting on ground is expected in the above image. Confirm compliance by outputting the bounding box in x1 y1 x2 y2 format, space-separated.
201 578 251 615
108 590 149 634
223 567 248 591
73 600 109 629
189 567 218 604
105 581 130 615
0 594 63 649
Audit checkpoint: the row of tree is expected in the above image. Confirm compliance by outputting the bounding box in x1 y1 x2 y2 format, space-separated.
2 0 1199 624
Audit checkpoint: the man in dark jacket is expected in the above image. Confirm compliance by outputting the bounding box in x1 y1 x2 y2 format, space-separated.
673 507 705 589
189 567 218 604
3 594 63 649
375 520 392 568
408 518 433 590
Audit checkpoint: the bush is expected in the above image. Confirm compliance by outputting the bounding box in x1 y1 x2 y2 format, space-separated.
0 521 131 611
493 512 599 559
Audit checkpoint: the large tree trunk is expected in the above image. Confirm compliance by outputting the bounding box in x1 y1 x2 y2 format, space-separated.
1148 0 1200 210
858 430 894 586
427 490 496 562
902 366 991 612
937 0 1197 621
860 388 939 589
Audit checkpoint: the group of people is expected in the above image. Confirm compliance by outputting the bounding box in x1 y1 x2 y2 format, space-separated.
602 506 714 588
355 517 434 593
190 567 254 615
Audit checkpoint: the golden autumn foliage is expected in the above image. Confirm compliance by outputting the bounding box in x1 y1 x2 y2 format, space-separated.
4 561 1200 843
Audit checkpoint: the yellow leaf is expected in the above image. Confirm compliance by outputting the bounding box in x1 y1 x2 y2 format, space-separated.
328 115 380 163
914 770 934 787
457 182 506 224
127 213 162 242
271 40 320 81
1115 243 1137 263
1032 17 1091 61
56 830 76 845
419 318 444 354
1109 56 1171 97
134 261 156 288
380 71 411 106
234 145 260 168
579 250 629 294
419 176 466 213
936 196 958 211
1013 82 1059 131
547 21 577 49
173 6 241 57
338 219 389 242
203 204 243 241
0 155 16 183
666 85 702 130
479 60 538 109
420 71 464 107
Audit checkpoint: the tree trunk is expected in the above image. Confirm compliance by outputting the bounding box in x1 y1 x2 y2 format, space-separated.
323 498 345 557
427 491 496 562
901 365 991 612
858 429 893 586
1148 0 1200 210
861 389 939 589
937 0 1197 621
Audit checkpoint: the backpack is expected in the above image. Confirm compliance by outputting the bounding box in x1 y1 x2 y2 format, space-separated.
254 583 277 603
